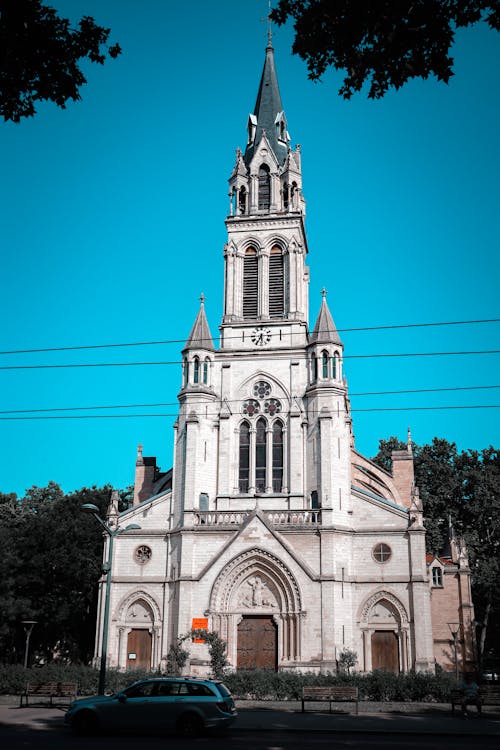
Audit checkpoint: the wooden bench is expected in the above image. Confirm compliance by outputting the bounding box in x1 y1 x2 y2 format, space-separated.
302 686 359 714
451 685 500 714
20 681 78 708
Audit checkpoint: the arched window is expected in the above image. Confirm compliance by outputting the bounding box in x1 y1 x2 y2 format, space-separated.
272 420 284 492
199 492 209 511
239 422 250 493
255 417 267 493
283 182 289 211
183 357 188 386
203 358 209 384
312 355 318 382
238 186 246 215
333 351 340 380
322 350 329 378
291 181 297 209
243 247 258 319
269 245 284 317
193 356 200 384
230 187 237 216
311 490 320 509
258 164 271 210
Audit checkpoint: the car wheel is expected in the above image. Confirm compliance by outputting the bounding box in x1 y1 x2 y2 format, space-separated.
177 712 203 737
71 710 99 735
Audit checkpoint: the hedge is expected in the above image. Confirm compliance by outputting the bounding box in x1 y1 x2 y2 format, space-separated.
0 663 455 701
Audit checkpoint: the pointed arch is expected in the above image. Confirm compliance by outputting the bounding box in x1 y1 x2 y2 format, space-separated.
116 589 162 624
255 417 267 493
359 589 409 626
269 245 284 318
272 419 284 492
193 356 200 384
239 420 250 493
243 246 258 319
210 548 302 614
258 164 271 210
321 350 329 378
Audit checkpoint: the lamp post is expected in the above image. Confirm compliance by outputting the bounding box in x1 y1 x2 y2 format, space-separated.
448 622 460 682
82 501 141 695
21 620 37 668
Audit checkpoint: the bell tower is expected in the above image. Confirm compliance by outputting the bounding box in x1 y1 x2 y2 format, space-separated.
220 36 310 352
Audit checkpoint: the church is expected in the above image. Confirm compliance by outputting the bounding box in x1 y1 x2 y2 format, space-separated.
94 38 475 676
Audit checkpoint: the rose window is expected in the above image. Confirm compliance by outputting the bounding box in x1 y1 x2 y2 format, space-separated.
253 381 271 398
264 398 282 415
242 399 260 416
135 545 152 564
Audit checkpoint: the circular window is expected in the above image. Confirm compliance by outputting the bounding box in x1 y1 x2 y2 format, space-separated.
253 380 271 398
135 545 152 564
372 543 392 563
264 398 282 415
242 399 260 416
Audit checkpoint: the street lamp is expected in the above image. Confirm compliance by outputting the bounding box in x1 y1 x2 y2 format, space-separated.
82 500 141 695
21 620 37 668
448 622 460 681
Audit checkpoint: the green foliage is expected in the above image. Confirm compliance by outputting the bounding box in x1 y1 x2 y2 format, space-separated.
0 663 456 701
0 0 121 122
190 630 228 678
271 1 500 99
0 483 114 664
165 637 190 676
338 648 358 675
372 437 500 666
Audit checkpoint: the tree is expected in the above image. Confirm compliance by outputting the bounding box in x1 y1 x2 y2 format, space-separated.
338 647 358 674
0 482 113 663
271 1 500 99
190 629 229 678
0 0 121 122
372 437 500 668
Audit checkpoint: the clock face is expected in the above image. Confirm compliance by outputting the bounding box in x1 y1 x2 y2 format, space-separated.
251 327 272 346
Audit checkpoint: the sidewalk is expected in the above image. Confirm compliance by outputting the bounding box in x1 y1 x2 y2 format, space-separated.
0 698 499 735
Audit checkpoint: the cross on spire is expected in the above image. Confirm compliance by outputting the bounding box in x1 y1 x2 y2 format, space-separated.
321 287 327 299
199 292 205 305
260 0 273 49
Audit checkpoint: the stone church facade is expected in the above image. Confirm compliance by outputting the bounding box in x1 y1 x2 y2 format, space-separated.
94 41 475 676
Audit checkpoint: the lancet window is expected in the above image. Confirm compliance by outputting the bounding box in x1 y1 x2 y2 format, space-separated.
238 381 285 494
243 247 258 319
269 245 284 318
258 164 271 210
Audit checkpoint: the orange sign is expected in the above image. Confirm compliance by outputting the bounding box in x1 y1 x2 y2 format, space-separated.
192 617 208 643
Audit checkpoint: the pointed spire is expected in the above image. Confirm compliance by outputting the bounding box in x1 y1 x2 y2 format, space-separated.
244 37 288 167
184 294 214 351
310 289 342 345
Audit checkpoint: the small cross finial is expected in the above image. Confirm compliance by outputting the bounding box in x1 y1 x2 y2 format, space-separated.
261 0 273 49
321 287 327 299
199 293 205 305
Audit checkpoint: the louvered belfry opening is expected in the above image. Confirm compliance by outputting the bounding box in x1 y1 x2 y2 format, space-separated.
243 247 258 319
269 245 284 318
258 164 271 210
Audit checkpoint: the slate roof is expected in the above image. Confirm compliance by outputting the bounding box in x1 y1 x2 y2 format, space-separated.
310 294 342 345
184 297 214 351
244 42 288 167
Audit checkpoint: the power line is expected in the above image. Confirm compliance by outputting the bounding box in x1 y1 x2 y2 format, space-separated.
1 349 499 371
0 317 499 356
0 404 498 420
1 385 499 415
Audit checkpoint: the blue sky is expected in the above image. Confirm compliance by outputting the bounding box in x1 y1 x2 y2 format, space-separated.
1 0 499 498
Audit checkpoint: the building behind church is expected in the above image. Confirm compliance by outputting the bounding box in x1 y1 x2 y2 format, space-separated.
94 39 475 676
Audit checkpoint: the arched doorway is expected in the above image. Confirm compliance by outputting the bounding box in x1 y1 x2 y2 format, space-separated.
125 599 153 669
209 547 302 670
359 591 410 673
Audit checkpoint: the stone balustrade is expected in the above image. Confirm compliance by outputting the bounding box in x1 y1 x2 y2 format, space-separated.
193 509 322 527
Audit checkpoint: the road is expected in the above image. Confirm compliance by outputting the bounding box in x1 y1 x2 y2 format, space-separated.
1 725 499 750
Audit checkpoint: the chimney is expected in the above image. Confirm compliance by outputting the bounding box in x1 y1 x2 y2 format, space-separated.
133 444 157 505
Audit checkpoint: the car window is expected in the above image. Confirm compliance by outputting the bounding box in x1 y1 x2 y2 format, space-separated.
124 682 156 698
216 683 232 698
187 683 215 696
178 683 190 695
155 682 178 696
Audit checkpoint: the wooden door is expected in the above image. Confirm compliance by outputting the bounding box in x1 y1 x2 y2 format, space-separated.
237 616 277 670
126 629 152 669
371 631 399 672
